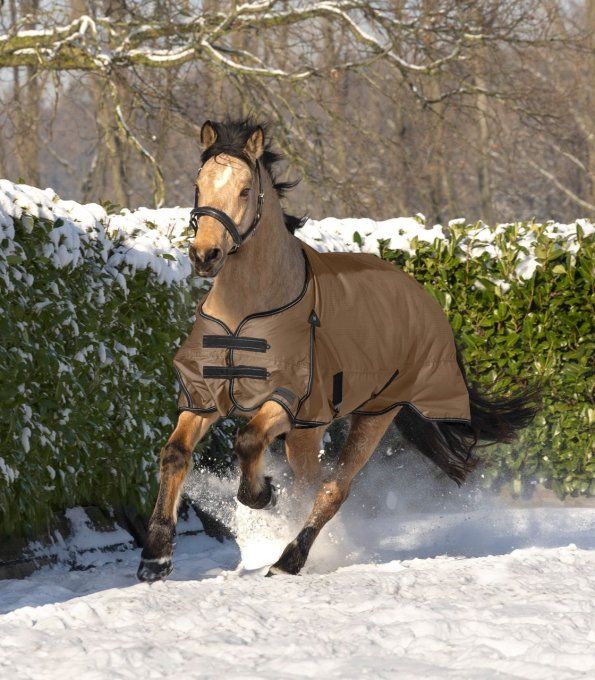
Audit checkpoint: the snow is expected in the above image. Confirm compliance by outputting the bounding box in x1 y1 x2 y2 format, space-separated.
61 508 134 554
0 456 19 483
2 544 594 680
300 216 594 280
0 181 192 287
1 456 594 679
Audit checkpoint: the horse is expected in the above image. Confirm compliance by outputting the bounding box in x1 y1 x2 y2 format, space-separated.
137 118 538 582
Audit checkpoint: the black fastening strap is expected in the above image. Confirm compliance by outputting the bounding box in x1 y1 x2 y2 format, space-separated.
332 372 343 414
203 335 269 352
203 365 269 380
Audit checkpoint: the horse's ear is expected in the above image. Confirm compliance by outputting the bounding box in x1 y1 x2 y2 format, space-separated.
244 126 265 160
200 120 217 149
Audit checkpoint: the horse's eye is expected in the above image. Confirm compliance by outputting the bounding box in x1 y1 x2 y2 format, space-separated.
240 187 250 198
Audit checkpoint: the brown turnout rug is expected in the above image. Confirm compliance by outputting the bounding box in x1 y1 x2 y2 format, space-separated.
174 243 470 428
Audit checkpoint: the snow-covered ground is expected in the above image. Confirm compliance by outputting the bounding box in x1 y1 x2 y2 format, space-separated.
1 453 594 680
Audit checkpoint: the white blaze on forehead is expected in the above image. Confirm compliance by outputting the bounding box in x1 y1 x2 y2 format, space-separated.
213 165 233 190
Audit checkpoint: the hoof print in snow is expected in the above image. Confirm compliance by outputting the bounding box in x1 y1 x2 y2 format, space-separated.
137 556 173 582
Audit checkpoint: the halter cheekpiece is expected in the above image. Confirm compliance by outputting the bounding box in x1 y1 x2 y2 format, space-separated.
189 158 265 254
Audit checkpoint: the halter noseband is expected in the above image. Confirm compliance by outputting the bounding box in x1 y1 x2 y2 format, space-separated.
189 159 265 254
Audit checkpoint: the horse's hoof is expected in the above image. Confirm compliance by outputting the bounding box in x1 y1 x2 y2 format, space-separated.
265 564 293 577
237 476 276 510
137 556 173 582
267 532 313 576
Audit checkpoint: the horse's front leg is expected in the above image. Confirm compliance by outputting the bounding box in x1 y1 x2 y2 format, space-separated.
235 401 291 509
137 411 217 582
268 410 397 576
284 427 325 494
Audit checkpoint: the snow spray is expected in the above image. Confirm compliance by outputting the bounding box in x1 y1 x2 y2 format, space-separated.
185 427 595 574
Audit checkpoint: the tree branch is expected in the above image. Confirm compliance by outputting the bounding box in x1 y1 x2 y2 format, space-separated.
527 158 595 213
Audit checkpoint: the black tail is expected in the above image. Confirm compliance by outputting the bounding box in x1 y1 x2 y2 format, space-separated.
394 351 540 485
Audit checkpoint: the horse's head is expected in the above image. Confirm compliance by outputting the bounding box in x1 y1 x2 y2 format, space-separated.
189 120 265 277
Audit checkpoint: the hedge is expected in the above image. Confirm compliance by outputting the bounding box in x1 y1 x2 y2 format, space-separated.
374 220 594 498
0 184 209 537
0 182 593 537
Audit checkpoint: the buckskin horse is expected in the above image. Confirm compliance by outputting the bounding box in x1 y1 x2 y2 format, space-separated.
137 119 538 581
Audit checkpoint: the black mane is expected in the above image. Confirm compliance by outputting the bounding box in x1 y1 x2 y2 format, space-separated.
200 118 306 234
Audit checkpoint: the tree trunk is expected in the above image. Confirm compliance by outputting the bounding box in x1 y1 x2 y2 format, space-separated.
80 0 131 207
475 73 494 225
12 0 40 185
587 0 595 210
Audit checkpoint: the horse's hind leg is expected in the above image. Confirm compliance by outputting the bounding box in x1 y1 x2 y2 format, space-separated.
137 411 216 582
284 426 325 493
268 409 397 576
235 401 291 509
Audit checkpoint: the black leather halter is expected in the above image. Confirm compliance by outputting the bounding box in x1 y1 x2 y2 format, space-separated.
189 159 265 254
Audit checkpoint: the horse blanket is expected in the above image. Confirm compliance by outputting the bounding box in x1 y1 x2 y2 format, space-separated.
173 243 470 427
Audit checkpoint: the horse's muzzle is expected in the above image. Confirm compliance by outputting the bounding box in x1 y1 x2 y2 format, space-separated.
190 245 224 277
195 261 223 278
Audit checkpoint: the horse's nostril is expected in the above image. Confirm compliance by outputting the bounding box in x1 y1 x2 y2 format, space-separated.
191 246 221 271
203 248 221 265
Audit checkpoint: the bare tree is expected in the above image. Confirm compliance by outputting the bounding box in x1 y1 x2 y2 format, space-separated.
9 0 41 186
0 1 591 222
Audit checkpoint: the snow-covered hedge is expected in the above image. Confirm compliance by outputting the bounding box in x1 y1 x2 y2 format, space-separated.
0 183 204 536
1 181 593 536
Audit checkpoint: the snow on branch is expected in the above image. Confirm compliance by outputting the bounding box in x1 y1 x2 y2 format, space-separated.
0 2 552 79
